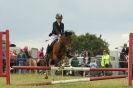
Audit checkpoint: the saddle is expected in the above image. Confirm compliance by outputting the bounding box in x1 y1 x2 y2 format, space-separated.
46 39 58 54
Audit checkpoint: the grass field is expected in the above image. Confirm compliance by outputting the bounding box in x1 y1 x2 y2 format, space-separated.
0 74 129 88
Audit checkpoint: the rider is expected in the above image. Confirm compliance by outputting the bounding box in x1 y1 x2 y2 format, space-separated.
46 13 64 54
120 43 129 62
121 43 129 56
49 13 64 38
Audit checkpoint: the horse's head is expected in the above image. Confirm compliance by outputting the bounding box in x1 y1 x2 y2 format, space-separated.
60 31 73 51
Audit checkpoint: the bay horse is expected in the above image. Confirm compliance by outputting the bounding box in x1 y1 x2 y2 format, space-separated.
46 31 73 66
44 31 73 78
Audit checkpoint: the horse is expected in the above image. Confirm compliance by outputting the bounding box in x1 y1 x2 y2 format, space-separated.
44 31 73 78
119 52 128 68
46 31 73 66
119 52 128 74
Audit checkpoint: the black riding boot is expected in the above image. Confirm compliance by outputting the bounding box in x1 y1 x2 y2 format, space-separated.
46 45 50 54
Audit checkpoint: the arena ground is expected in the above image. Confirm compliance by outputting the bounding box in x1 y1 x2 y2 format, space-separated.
0 74 127 88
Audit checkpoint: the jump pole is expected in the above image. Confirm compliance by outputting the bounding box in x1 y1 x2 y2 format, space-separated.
50 75 127 85
12 66 127 71
24 75 127 86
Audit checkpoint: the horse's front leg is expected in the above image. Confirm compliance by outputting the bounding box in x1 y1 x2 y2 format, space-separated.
50 55 59 81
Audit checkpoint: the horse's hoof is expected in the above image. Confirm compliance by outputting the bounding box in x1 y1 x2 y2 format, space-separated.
45 76 48 79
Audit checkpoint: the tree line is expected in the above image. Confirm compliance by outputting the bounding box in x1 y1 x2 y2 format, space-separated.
71 32 109 57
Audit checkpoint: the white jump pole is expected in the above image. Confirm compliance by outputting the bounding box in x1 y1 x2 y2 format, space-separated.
51 78 90 84
51 67 127 71
12 66 127 71
51 75 126 84
51 67 91 71
26 75 126 86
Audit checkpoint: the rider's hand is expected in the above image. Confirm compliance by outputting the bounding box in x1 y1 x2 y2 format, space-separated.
49 33 52 37
57 34 61 42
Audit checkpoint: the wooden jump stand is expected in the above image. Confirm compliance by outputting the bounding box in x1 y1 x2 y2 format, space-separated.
128 33 133 86
0 30 10 84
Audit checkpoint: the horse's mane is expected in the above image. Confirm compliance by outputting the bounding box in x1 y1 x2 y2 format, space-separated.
64 30 73 36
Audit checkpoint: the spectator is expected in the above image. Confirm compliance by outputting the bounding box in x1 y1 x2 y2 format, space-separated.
23 46 31 59
10 50 17 67
83 50 91 66
82 50 91 76
101 50 110 68
101 50 110 76
37 47 45 63
17 49 27 73
11 50 17 73
89 59 97 68
89 59 97 77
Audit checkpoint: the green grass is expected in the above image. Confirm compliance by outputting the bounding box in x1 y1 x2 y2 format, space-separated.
0 74 129 88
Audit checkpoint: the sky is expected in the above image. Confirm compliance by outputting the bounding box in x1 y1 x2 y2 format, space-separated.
0 0 133 51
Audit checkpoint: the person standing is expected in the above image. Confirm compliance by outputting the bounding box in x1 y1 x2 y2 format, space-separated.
101 50 110 76
37 47 45 63
82 50 91 76
101 50 110 68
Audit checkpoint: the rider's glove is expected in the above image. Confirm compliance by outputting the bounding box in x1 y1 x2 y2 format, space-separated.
49 33 52 37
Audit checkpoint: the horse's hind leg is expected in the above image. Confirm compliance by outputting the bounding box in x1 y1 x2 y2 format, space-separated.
44 59 56 79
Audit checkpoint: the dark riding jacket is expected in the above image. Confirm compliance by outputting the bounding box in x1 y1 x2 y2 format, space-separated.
121 47 129 55
49 21 64 36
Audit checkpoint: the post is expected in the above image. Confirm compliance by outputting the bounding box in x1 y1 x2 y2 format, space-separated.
128 33 133 86
5 30 10 84
0 30 10 84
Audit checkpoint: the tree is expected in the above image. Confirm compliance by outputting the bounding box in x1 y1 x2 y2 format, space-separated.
71 32 109 56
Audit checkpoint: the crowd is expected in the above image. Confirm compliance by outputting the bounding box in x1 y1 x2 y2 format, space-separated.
9 46 45 73
7 43 128 77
